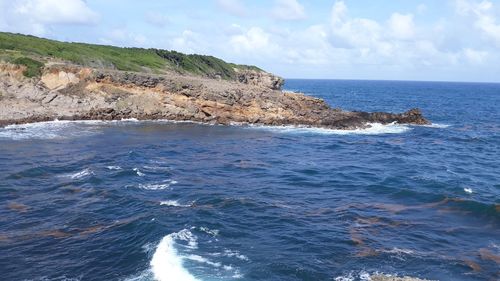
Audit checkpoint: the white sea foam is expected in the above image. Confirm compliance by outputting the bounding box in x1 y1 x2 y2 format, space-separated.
382 247 415 255
199 227 220 237
0 120 104 140
209 249 250 263
106 166 122 170
0 119 175 140
223 249 249 261
245 122 411 135
186 254 222 268
127 228 247 281
150 230 200 281
114 118 139 122
143 165 171 172
379 247 418 261
160 200 191 207
334 271 371 281
419 123 451 128
133 168 145 177
139 180 177 190
60 168 94 180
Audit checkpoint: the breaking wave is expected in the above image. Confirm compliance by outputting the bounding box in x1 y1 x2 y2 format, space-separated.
0 120 104 140
0 118 451 141
138 180 178 190
59 168 95 180
160 200 191 207
246 122 412 135
150 230 200 281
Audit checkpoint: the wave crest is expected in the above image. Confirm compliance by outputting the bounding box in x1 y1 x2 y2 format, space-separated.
150 229 200 281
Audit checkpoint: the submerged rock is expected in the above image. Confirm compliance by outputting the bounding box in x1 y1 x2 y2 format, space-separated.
0 63 430 128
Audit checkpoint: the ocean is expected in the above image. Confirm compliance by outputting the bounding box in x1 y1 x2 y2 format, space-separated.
0 79 498 281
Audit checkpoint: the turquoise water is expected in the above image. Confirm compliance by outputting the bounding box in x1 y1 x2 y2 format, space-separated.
0 80 498 280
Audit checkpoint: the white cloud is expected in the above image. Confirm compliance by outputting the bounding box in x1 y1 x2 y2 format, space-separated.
171 30 206 54
13 0 98 24
331 1 348 25
216 0 247 17
230 27 273 52
325 0 478 71
0 0 98 36
222 0 483 77
388 13 415 40
272 0 306 21
463 48 488 64
1 0 499 81
330 3 384 50
455 0 500 46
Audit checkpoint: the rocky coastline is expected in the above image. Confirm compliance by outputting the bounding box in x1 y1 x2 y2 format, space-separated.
0 63 430 129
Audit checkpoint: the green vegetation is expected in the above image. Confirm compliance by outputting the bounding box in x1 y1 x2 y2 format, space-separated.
0 32 261 79
13 57 44 78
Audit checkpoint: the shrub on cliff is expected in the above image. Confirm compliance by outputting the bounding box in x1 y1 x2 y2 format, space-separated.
13 57 44 78
0 32 263 80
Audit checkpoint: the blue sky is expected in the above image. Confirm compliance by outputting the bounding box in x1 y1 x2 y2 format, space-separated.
1 0 500 82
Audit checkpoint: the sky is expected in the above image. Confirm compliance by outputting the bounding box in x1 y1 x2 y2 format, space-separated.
1 0 500 82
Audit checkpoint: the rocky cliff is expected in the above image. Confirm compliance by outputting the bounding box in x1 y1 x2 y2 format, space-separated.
0 63 429 128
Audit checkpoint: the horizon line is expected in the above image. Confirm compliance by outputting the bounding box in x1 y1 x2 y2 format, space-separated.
283 78 500 85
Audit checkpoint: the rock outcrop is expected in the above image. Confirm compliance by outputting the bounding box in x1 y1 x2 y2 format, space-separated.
235 69 285 90
0 63 430 128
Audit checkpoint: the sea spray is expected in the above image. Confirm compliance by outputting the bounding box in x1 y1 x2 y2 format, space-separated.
150 230 200 281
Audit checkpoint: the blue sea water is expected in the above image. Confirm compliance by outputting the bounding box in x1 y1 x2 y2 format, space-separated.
0 80 499 281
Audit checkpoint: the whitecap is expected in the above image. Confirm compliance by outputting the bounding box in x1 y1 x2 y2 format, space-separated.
160 200 191 207
172 229 198 250
60 168 94 180
133 168 145 177
150 230 200 281
143 165 171 172
139 180 177 190
106 166 122 170
199 227 219 237
127 228 246 281
382 247 415 255
244 122 411 135
223 249 249 261
139 183 169 190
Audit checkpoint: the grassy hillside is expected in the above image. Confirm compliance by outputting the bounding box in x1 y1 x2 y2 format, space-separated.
0 32 261 78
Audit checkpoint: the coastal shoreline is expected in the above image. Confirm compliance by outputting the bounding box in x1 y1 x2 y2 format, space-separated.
0 63 430 130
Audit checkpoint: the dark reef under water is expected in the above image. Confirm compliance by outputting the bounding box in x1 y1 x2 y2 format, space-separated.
0 80 499 281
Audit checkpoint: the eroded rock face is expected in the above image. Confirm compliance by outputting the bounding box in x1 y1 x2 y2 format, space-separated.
236 69 285 90
0 63 430 128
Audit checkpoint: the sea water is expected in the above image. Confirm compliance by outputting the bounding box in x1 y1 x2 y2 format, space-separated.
0 80 498 281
